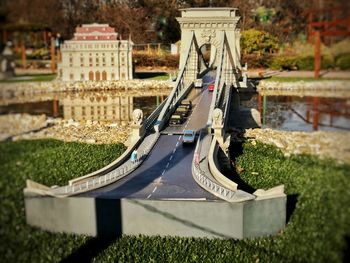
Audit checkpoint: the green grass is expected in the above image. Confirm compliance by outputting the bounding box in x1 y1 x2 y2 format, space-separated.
1 139 349 262
263 76 350 82
134 71 170 80
0 139 126 263
0 73 57 83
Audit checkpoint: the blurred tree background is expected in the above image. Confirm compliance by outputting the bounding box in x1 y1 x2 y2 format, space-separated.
0 0 347 43
0 0 349 69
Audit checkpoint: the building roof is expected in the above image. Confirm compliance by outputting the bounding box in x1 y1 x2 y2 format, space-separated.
73 23 118 41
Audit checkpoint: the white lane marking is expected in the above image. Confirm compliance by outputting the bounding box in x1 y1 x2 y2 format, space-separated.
148 131 181 199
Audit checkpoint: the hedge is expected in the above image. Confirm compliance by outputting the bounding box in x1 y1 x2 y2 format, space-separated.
335 53 350 70
268 54 334 70
133 53 179 68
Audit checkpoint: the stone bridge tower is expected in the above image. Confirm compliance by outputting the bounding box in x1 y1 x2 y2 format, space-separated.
176 8 241 72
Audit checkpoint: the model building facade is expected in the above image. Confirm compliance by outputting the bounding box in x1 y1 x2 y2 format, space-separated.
58 23 133 81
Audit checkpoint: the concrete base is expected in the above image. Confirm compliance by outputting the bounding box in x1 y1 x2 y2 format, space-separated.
25 194 286 239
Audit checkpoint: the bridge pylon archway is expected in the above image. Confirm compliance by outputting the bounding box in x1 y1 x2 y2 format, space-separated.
176 8 242 81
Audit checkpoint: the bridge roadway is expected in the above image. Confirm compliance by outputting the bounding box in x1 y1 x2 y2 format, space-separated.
83 71 219 200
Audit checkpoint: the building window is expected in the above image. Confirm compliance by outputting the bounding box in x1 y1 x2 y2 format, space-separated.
121 72 126 80
69 57 73 67
95 71 100 81
121 57 125 63
96 58 99 66
80 57 84 67
102 57 106 66
102 71 107 80
80 73 84 80
89 71 94 81
89 58 93 67
70 73 74 80
82 106 86 116
111 57 114 66
111 73 115 80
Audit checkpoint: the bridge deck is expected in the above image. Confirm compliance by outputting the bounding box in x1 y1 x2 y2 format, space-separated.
83 71 218 200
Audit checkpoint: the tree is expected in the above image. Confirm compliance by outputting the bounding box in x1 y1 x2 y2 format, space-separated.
241 29 278 55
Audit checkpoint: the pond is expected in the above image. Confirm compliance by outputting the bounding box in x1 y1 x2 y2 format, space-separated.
0 90 168 123
241 93 350 132
1 88 349 132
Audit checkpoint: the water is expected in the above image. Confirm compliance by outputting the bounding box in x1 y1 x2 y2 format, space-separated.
1 89 349 132
0 90 167 123
241 94 350 132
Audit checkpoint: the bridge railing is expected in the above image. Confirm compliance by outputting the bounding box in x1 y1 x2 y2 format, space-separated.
207 31 226 126
155 31 208 131
207 32 238 129
192 129 254 202
145 98 168 131
52 132 161 196
66 98 167 188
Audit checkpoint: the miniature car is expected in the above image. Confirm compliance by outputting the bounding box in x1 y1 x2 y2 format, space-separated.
170 114 184 125
181 100 192 109
182 130 196 144
194 79 203 88
208 84 215 92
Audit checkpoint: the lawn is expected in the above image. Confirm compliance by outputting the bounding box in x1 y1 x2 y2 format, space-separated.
0 139 349 262
134 71 170 80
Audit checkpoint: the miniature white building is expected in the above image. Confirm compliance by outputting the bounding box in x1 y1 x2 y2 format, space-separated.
58 23 133 81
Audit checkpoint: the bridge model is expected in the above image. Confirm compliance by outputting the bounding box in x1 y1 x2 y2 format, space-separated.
24 8 286 239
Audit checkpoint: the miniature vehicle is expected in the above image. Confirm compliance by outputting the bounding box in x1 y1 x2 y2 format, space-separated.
176 107 190 116
179 100 192 110
208 84 215 92
175 110 189 118
170 114 184 125
182 130 196 144
194 79 203 88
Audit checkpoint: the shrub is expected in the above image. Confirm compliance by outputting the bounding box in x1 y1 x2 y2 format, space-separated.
241 29 278 55
133 53 179 68
269 56 297 70
269 54 334 70
335 53 350 69
329 39 350 58
241 54 272 69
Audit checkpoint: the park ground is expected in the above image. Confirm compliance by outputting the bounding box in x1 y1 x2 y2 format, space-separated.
0 67 349 262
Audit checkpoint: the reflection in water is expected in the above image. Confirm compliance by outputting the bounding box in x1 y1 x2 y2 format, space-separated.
244 94 350 132
0 91 167 123
63 93 165 122
0 100 64 117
